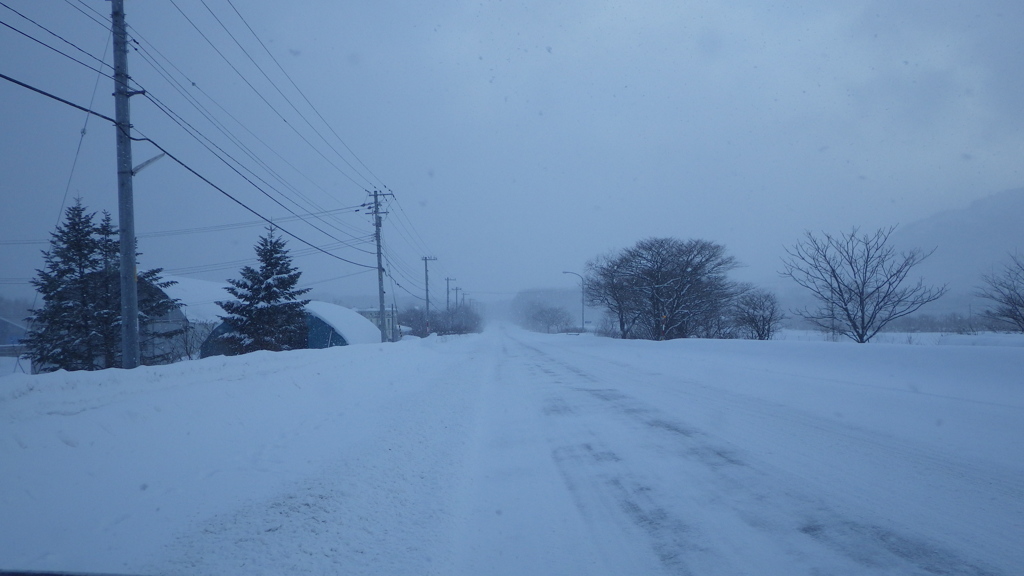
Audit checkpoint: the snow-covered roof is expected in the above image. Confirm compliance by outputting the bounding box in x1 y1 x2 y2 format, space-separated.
304 301 381 345
162 276 230 323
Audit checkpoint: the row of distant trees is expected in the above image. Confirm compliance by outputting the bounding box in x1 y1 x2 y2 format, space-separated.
533 228 1022 344
582 237 784 341
511 299 575 334
399 304 483 337
17 200 1024 371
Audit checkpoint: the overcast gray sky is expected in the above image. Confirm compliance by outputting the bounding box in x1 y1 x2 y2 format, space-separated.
2 0 1022 308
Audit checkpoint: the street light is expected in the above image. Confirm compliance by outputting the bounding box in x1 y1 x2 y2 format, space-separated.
562 271 585 333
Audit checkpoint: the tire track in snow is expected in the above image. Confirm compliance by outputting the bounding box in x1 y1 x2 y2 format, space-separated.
506 333 1011 576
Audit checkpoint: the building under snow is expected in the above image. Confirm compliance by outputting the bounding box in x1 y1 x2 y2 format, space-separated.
198 300 382 358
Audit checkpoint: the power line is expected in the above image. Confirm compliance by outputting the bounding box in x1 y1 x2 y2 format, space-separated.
223 0 386 190
0 1 113 74
139 91 376 253
0 15 112 80
123 13 375 243
0 211 376 246
65 0 110 29
164 0 367 190
128 41 365 242
165 239 355 275
121 3 400 272
132 41 367 240
134 131 376 268
57 27 112 222
197 0 375 190
0 70 376 270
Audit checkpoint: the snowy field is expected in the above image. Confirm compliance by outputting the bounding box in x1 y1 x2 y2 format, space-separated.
1 327 1022 575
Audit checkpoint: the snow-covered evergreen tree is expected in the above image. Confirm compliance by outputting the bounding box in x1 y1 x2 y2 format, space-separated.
23 199 181 372
216 227 311 355
24 199 102 371
93 211 122 369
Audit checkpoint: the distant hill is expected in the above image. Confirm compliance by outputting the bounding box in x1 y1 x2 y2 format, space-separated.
891 187 1024 313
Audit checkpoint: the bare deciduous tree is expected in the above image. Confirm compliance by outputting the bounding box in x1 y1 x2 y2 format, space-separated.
586 237 739 340
976 253 1024 332
733 287 785 340
585 252 644 339
780 226 946 343
173 320 216 360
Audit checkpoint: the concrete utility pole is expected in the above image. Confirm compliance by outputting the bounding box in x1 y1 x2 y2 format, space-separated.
445 277 456 311
112 0 139 368
453 287 462 310
422 257 436 334
373 190 388 342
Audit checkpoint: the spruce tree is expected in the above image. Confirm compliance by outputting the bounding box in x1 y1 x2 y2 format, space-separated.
93 211 122 369
217 227 310 355
23 200 181 372
24 199 102 371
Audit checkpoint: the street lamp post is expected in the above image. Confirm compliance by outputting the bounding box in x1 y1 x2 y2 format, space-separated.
562 271 585 333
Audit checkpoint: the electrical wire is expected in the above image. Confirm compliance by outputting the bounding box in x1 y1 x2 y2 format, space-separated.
138 87 376 252
165 239 354 275
223 0 386 190
133 130 376 268
0 2 113 74
65 0 110 29
165 0 367 190
197 0 375 190
57 27 112 222
0 70 376 270
0 16 113 80
302 269 375 287
130 41 368 241
3 11 442 298
0 17 377 254
124 19 372 241
119 2 395 262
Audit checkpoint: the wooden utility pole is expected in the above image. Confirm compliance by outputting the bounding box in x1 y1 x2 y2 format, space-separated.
112 0 139 368
373 189 388 342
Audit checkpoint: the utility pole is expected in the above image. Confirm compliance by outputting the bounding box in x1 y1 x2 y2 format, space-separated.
563 271 585 333
445 277 456 311
422 256 437 334
372 189 389 342
453 287 462 310
391 303 398 341
112 0 139 368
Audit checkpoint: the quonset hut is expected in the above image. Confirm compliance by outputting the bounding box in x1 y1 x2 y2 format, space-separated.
199 300 381 358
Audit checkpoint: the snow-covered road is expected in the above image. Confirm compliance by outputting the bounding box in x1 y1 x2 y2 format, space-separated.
2 327 1022 575
454 329 1022 575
